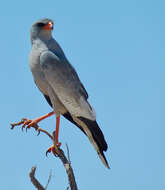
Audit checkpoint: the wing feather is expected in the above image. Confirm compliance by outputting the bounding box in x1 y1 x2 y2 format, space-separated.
40 50 95 120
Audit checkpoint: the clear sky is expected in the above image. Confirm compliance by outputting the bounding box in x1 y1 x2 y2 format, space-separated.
0 0 164 189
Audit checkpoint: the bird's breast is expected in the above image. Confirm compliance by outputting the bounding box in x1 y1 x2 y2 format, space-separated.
29 49 49 95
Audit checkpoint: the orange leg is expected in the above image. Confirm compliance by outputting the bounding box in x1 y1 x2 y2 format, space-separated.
22 111 54 130
55 116 60 144
46 116 61 156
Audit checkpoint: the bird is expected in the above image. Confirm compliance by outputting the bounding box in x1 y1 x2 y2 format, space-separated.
25 18 109 168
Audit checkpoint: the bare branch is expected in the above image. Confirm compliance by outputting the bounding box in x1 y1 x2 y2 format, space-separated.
52 147 78 190
29 166 45 190
11 119 78 190
51 131 78 190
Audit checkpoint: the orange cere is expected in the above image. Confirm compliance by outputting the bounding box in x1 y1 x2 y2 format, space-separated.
43 22 53 30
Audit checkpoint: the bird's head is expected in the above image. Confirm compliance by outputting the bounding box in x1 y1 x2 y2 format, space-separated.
30 18 54 43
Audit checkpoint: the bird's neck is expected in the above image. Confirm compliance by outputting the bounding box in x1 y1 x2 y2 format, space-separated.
31 30 52 45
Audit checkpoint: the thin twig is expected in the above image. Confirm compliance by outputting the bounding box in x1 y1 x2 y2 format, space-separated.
66 143 71 164
45 169 52 190
37 128 53 140
10 120 53 140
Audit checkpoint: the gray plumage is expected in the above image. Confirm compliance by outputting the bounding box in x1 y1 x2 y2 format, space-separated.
29 18 109 168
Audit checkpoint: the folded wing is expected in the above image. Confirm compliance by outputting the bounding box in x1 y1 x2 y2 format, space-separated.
40 50 95 120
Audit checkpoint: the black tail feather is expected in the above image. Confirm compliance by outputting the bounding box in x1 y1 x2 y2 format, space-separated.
63 113 108 152
78 117 108 152
78 117 109 168
63 112 109 168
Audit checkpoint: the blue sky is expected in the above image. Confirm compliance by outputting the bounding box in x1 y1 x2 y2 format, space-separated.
0 0 164 189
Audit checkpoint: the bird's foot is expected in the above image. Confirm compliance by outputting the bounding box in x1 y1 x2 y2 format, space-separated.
11 112 54 132
46 142 62 156
21 118 40 132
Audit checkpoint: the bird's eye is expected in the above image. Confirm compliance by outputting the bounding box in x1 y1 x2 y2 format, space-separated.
37 23 45 27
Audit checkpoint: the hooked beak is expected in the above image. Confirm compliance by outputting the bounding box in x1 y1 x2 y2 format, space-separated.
43 22 53 30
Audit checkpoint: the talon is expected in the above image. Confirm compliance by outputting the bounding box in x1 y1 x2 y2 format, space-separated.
26 126 29 132
37 129 41 136
11 112 54 132
57 142 61 147
46 143 62 156
10 124 15 130
26 123 33 132
46 147 52 156
20 118 40 132
21 118 31 131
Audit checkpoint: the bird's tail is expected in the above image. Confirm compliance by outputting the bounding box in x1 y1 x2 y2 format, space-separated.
78 117 110 169
63 112 109 168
